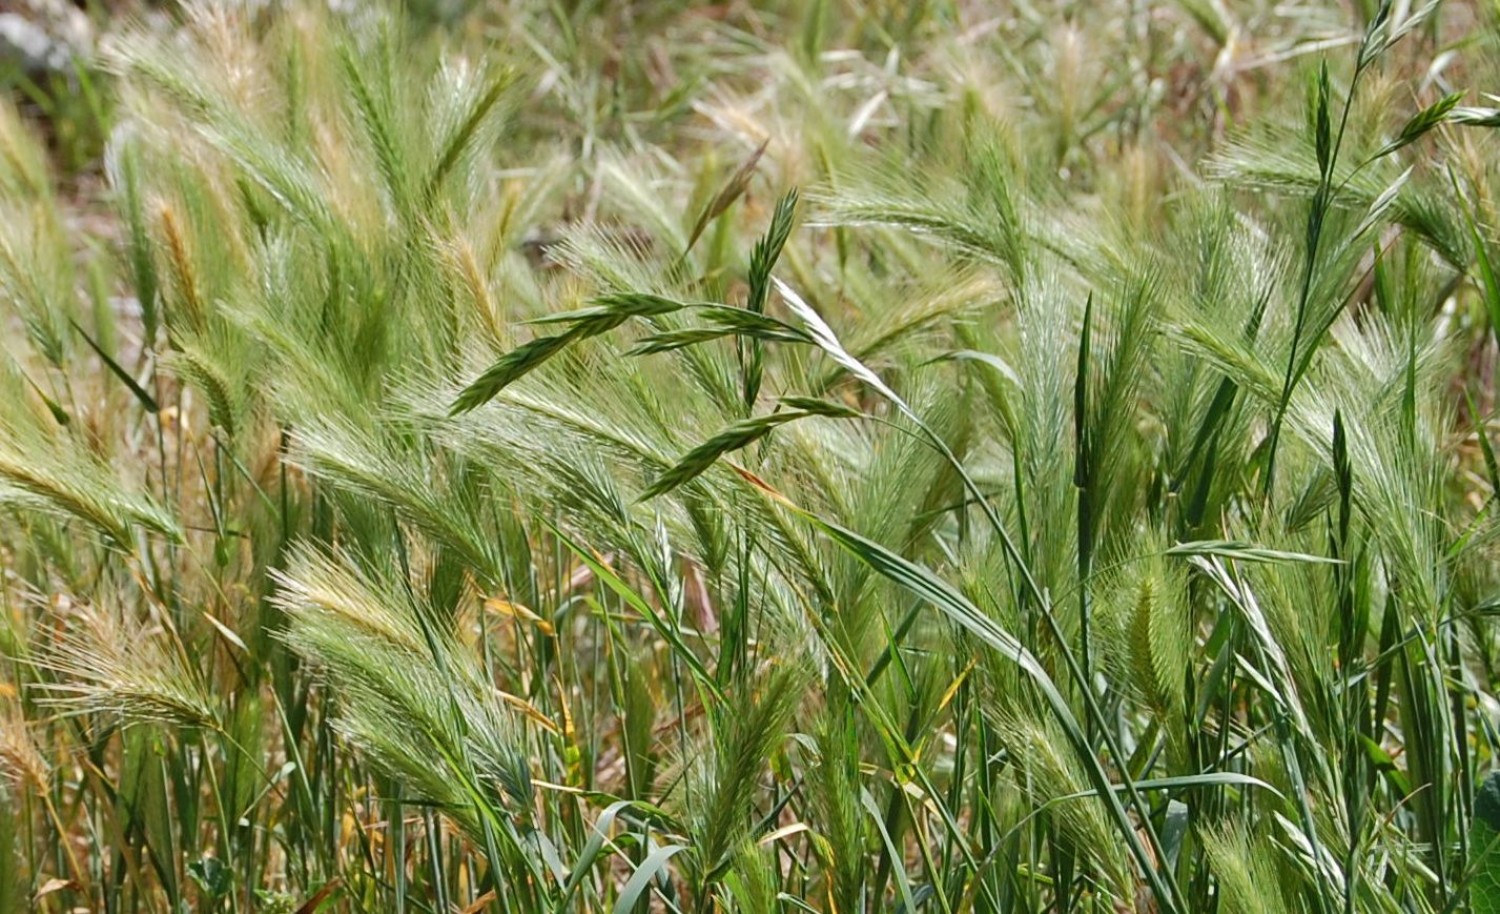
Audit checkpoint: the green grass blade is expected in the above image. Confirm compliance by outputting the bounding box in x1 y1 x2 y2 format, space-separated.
613 844 688 914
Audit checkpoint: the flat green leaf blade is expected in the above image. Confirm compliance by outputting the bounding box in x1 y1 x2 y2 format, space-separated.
1470 771 1500 914
71 318 158 413
560 800 636 906
1166 540 1342 565
612 844 688 914
861 788 917 914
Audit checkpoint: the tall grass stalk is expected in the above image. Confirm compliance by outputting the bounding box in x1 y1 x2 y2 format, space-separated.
3 2 1500 913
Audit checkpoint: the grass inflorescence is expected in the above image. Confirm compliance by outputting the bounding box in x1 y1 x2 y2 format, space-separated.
4 1 1500 912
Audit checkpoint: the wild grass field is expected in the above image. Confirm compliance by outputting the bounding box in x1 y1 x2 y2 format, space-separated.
3 0 1500 911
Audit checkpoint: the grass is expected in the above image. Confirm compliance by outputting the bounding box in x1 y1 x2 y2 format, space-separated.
3 0 1500 911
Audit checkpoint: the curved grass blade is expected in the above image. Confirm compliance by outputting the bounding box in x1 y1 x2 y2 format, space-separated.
613 843 688 914
558 800 638 908
70 318 158 413
861 788 918 914
1165 541 1342 565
